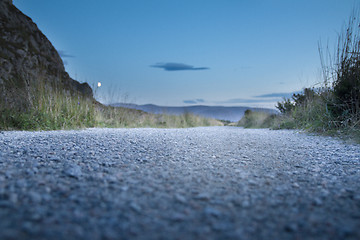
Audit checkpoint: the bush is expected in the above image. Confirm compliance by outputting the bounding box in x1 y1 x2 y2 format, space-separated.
275 8 360 139
276 98 294 115
237 109 277 128
319 9 360 128
332 13 360 126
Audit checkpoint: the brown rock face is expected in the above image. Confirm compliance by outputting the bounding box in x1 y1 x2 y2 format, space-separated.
0 0 93 110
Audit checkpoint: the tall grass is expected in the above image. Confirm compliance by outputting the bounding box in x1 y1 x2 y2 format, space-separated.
238 8 360 141
273 8 360 140
330 9 360 127
0 78 221 130
0 78 95 130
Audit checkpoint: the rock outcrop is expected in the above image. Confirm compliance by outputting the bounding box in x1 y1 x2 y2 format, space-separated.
0 0 93 110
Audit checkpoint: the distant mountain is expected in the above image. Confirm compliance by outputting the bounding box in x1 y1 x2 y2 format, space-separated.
111 103 277 122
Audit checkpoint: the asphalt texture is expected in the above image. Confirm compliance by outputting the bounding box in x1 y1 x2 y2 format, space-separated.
0 127 359 240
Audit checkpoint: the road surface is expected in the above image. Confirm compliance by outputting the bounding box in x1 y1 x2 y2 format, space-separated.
0 127 359 239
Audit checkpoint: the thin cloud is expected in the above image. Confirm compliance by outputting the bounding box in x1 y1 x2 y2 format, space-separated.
218 98 280 104
183 99 206 104
58 50 74 65
184 100 197 104
151 62 209 71
58 50 75 58
215 91 304 105
254 91 301 99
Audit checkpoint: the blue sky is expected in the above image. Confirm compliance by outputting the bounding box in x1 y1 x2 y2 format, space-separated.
14 0 357 108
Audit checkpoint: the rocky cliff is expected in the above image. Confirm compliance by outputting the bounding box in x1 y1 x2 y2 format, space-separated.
0 0 93 110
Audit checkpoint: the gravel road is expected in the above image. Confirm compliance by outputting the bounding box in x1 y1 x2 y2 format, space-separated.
0 127 359 240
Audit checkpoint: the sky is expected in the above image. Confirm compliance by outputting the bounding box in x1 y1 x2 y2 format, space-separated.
13 0 358 108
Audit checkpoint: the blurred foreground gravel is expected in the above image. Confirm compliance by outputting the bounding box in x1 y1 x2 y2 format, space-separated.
0 127 359 240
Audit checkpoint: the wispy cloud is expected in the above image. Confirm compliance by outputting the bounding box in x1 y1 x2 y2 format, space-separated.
184 100 197 104
58 50 75 58
151 62 209 71
212 91 303 107
254 91 301 99
218 98 279 104
58 50 74 65
183 99 206 104
185 92 303 106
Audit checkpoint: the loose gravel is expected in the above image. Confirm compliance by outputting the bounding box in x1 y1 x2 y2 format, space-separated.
0 127 359 240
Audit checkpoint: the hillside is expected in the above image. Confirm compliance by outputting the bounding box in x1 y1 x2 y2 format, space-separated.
112 103 277 122
0 0 93 111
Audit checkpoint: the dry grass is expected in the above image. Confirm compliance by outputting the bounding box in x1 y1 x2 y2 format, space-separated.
0 79 222 130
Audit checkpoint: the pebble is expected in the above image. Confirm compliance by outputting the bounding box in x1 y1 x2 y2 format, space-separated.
64 165 82 179
284 223 298 232
48 156 61 162
28 191 42 203
204 206 222 218
170 212 187 222
130 202 142 213
312 197 323 207
195 193 211 201
175 194 187 204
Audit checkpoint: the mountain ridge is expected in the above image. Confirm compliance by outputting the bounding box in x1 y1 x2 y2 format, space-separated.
111 103 277 122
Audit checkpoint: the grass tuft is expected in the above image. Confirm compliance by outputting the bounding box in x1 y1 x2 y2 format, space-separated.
0 79 221 130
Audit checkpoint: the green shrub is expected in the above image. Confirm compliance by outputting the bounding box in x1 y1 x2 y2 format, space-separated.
331 13 360 126
274 9 360 140
276 98 295 115
317 9 360 129
237 109 277 128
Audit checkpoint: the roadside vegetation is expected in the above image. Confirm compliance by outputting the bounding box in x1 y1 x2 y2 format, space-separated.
0 82 221 130
237 110 276 129
238 9 360 141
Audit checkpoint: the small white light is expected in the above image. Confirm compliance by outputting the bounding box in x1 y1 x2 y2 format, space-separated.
97 82 101 87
